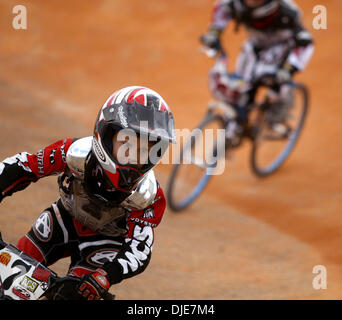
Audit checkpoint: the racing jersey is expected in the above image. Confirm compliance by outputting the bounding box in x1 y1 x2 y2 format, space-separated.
0 138 166 284
209 0 314 70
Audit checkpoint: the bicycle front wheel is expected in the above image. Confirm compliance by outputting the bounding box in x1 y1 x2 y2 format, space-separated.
250 83 309 177
167 113 226 212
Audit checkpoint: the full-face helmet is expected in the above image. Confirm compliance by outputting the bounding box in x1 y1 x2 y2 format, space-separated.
89 86 175 194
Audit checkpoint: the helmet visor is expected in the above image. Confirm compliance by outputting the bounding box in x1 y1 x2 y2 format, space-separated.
102 100 176 143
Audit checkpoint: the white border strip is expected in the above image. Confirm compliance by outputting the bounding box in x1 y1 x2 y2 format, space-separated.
78 239 122 251
52 203 69 244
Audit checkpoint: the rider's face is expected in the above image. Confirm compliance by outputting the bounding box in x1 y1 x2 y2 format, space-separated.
112 130 154 167
244 0 267 8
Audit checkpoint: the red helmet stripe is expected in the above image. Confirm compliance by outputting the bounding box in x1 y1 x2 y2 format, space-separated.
159 101 165 111
159 101 171 115
134 93 147 105
106 96 114 107
126 88 143 103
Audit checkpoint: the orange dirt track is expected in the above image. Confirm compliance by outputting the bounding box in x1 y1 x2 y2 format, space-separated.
0 0 341 299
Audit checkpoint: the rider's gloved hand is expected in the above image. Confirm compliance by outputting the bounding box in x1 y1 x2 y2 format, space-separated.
276 63 297 84
78 269 110 300
199 29 221 50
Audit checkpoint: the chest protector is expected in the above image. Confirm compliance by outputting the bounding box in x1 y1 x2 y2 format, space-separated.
58 137 158 236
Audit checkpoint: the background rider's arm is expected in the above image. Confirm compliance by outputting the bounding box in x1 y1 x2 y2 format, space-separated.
283 3 315 73
0 139 74 202
200 0 235 48
209 0 234 35
102 186 166 285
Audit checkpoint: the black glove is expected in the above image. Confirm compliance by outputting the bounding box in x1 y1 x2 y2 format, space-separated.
199 30 221 50
49 277 83 300
50 270 111 300
77 269 111 300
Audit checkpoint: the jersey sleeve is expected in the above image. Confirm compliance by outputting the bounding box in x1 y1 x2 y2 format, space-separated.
0 139 74 201
102 185 166 285
285 4 314 70
209 0 234 33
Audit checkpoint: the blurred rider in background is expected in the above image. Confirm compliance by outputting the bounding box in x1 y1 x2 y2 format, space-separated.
200 0 314 135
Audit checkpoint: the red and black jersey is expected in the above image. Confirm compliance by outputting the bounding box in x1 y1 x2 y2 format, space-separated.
0 138 167 285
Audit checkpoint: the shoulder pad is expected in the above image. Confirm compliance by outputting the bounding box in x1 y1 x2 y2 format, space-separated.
66 136 92 179
122 170 158 210
280 0 301 19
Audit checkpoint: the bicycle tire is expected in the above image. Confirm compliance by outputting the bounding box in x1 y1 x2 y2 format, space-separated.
167 113 225 212
250 82 309 177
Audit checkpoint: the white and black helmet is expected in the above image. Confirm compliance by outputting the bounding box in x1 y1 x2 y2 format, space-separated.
242 0 280 19
90 86 175 193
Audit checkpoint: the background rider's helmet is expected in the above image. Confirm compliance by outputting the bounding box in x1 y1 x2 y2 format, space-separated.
90 86 175 194
242 0 280 23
